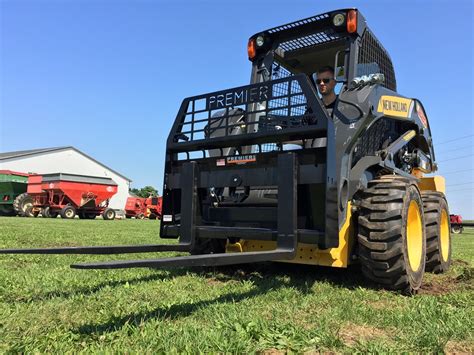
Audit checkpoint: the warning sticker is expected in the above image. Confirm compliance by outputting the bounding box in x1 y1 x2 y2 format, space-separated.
227 155 257 165
416 102 428 128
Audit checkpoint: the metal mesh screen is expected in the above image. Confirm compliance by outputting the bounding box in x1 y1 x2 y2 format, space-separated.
358 30 397 91
268 66 306 122
279 31 342 53
265 12 342 55
352 118 391 166
174 75 310 158
267 13 329 34
253 64 308 152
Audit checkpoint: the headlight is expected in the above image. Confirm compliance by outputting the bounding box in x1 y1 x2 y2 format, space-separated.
256 35 265 47
332 13 345 26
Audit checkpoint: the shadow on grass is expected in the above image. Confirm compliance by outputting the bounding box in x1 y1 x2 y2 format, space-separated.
4 270 188 303
74 262 373 335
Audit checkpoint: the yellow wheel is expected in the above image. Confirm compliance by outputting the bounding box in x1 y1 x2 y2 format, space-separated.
358 176 426 294
406 200 423 272
421 192 451 273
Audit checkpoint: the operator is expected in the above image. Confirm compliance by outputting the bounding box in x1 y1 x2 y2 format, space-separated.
300 66 338 149
315 66 338 115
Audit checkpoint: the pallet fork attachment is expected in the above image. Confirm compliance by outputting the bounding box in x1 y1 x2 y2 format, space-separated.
0 153 299 270
0 244 189 255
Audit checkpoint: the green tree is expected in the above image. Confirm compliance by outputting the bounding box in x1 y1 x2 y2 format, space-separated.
129 186 159 198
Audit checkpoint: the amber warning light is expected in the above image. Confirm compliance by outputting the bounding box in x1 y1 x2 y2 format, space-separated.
347 10 357 33
247 38 257 60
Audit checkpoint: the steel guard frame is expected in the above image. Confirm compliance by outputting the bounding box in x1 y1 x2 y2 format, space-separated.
160 74 340 250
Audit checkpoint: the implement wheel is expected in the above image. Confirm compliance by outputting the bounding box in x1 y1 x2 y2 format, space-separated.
421 192 451 273
102 208 115 220
13 193 34 217
357 176 426 294
451 225 462 234
44 207 58 218
42 207 51 218
60 206 76 219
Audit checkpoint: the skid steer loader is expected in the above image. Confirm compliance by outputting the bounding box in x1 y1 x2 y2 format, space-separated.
1 9 452 293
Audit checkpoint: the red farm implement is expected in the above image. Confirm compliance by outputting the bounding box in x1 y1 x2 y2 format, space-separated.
125 196 162 219
125 196 148 219
27 173 118 220
146 196 162 220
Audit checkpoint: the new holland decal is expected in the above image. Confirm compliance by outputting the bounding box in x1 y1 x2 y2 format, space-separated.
377 95 414 118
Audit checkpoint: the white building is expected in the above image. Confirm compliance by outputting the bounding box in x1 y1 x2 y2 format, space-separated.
0 146 131 210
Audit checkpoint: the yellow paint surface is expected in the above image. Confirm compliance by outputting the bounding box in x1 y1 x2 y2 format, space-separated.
403 131 416 141
226 203 354 268
418 176 446 194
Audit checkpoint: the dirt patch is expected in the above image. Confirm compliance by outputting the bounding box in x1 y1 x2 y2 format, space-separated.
444 340 474 354
456 266 473 282
363 297 406 311
259 349 286 355
420 267 473 296
338 323 389 346
366 300 389 310
419 278 459 296
205 278 225 286
452 259 470 267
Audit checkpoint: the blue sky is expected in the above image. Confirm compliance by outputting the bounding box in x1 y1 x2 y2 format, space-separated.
1 0 473 217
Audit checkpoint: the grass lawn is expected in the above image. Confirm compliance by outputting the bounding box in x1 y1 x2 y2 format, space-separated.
0 217 472 352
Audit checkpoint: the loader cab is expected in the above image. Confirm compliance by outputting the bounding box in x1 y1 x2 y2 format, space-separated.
247 9 396 93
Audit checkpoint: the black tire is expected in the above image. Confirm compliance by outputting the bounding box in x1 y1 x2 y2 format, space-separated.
421 192 451 273
79 211 97 219
451 225 462 234
102 208 115 220
190 238 227 255
60 206 76 219
13 193 34 217
0 205 16 216
357 176 426 294
149 213 157 220
136 213 145 220
42 207 51 218
49 211 59 218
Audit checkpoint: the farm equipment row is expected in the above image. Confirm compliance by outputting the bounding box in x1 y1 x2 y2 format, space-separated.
0 170 162 220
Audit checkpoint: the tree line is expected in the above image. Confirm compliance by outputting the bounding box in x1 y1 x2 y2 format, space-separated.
129 185 159 198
